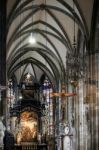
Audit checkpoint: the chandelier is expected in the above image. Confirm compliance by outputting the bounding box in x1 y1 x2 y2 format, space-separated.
28 0 36 44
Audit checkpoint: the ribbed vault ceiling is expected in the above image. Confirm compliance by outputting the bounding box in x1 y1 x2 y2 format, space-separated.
6 0 94 84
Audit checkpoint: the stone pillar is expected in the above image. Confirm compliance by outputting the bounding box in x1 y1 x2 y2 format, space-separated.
11 116 17 132
95 53 99 150
76 80 91 150
67 84 76 150
0 0 6 121
78 80 84 150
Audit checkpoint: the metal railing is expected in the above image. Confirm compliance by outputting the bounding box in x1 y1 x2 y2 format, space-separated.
21 142 37 150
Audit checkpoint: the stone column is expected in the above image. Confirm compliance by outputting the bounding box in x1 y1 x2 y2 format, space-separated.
95 53 99 150
0 0 6 122
11 116 17 132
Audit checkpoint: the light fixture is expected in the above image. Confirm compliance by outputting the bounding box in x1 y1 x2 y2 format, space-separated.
29 33 36 44
19 92 23 99
26 72 31 80
18 2 23 101
29 0 36 45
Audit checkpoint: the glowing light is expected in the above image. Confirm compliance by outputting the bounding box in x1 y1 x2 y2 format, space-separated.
19 93 22 99
29 33 36 44
26 73 31 79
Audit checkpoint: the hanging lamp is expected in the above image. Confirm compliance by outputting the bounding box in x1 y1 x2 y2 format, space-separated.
29 1 36 44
